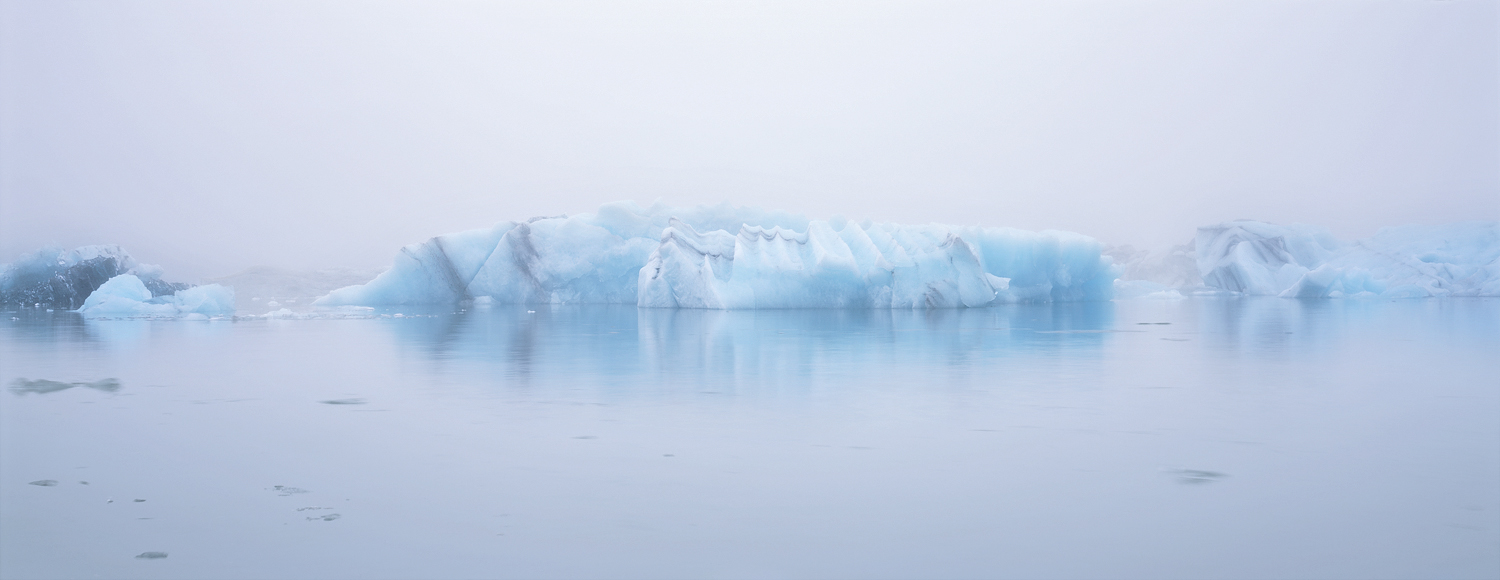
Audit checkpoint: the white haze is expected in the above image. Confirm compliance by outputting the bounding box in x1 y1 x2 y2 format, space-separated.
1 0 1495 280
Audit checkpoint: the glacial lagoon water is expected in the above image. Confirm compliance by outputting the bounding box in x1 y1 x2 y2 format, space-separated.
1 298 1497 579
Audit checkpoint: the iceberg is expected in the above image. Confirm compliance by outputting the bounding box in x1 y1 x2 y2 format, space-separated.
78 274 235 318
1 245 189 309
1115 220 1500 298
317 201 1118 308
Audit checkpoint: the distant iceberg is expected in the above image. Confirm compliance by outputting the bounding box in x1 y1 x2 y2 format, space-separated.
1116 220 1500 298
1 245 190 309
316 201 1118 308
205 266 383 312
79 274 235 318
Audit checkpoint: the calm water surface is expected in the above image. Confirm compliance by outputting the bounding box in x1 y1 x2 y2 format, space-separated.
2 299 1497 579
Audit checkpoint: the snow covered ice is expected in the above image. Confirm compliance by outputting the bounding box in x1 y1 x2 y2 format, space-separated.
78 274 235 318
316 201 1119 308
1114 220 1500 299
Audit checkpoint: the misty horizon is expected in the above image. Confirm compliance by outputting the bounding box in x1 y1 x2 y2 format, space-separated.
2 0 1496 281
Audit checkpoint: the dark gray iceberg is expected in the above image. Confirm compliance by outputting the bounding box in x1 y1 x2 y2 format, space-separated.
0 246 189 309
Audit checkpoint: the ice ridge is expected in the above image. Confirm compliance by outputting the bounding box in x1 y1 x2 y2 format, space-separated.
316 201 1118 308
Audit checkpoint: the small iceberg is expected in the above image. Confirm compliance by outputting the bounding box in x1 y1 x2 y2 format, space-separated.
79 274 234 318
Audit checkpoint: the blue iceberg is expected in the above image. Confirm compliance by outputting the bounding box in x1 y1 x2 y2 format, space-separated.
316 201 1118 308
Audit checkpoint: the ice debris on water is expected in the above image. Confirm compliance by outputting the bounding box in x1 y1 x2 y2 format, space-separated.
10 378 121 395
314 201 1118 309
78 274 234 318
272 485 310 496
306 513 342 521
28 480 58 486
1170 469 1227 484
241 305 378 320
135 552 168 559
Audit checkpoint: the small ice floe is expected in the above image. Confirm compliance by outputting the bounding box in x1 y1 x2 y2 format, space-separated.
135 552 168 559
28 480 58 487
306 513 341 522
1169 469 1228 484
296 506 333 512
10 378 121 395
319 398 366 405
272 485 310 496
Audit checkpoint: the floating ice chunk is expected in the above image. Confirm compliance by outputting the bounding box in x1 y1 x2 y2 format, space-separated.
317 201 1118 308
172 284 236 316
79 275 235 318
10 378 121 395
79 275 174 316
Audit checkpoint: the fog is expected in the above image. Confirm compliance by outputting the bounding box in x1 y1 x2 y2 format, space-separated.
1 0 1496 280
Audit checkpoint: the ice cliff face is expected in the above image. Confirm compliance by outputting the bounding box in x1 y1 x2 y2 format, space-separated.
0 246 190 309
1115 220 1500 298
316 201 1118 308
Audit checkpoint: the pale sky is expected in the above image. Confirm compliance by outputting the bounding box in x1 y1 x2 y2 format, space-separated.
2 0 1496 280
